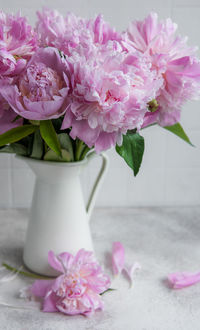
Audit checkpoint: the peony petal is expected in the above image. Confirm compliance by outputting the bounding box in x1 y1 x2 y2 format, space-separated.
48 250 74 273
95 131 118 153
48 251 63 273
112 242 125 276
30 279 55 298
123 262 141 287
168 272 200 289
43 292 58 312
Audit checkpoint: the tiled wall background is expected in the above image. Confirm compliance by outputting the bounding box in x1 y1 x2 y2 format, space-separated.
0 0 200 208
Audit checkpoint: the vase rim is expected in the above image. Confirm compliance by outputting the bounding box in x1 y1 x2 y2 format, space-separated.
16 154 90 167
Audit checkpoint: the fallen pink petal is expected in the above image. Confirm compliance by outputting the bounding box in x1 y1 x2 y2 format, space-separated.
168 272 200 289
112 242 125 276
123 262 141 287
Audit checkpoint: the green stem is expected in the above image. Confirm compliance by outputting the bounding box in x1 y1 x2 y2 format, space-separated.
2 263 52 280
100 288 116 295
75 140 84 161
80 146 90 160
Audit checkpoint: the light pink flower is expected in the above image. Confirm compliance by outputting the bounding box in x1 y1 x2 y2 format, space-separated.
36 9 121 57
30 249 111 316
0 95 23 134
36 8 67 49
89 14 122 45
168 272 200 289
125 12 200 126
0 11 37 76
62 47 161 152
0 47 69 120
36 9 93 57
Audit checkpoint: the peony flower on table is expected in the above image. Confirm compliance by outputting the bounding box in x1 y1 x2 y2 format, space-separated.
0 47 69 120
31 249 111 316
125 12 200 127
0 11 37 76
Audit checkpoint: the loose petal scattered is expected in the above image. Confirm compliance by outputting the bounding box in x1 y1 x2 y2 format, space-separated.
112 242 125 276
123 262 141 287
168 272 200 289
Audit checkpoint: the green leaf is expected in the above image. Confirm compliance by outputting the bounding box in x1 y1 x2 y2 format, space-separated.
44 149 71 162
58 133 74 161
40 120 62 157
116 131 145 176
0 125 39 147
0 143 28 156
30 130 43 160
164 122 194 146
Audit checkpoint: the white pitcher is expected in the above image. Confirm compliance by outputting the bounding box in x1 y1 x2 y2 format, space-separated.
17 152 109 276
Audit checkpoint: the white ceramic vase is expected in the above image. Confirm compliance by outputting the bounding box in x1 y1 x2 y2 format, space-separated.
17 152 109 276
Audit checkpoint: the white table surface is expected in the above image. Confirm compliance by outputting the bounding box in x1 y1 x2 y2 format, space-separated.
0 207 200 330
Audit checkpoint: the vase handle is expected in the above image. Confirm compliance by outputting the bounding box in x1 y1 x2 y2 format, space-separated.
86 151 109 222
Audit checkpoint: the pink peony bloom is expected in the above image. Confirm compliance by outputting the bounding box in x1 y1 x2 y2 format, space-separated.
30 249 111 316
36 9 121 57
62 47 162 152
0 95 23 134
125 12 200 126
88 14 122 46
0 11 37 76
0 47 69 120
168 271 200 289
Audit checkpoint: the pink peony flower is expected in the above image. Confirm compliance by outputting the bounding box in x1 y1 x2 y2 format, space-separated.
36 9 121 57
0 47 69 120
0 11 37 76
62 46 162 152
30 249 111 316
88 14 122 46
0 95 23 134
125 12 200 126
168 271 200 289
36 8 67 50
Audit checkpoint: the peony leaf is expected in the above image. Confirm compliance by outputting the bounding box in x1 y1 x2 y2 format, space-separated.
44 149 71 162
30 130 44 160
164 123 194 146
116 131 145 176
0 143 28 156
0 125 39 147
58 133 74 161
40 120 62 157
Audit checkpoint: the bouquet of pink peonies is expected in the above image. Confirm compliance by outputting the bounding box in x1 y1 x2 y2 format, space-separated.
0 9 199 175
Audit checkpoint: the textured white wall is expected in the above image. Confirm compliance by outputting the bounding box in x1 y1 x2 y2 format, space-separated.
0 0 200 208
